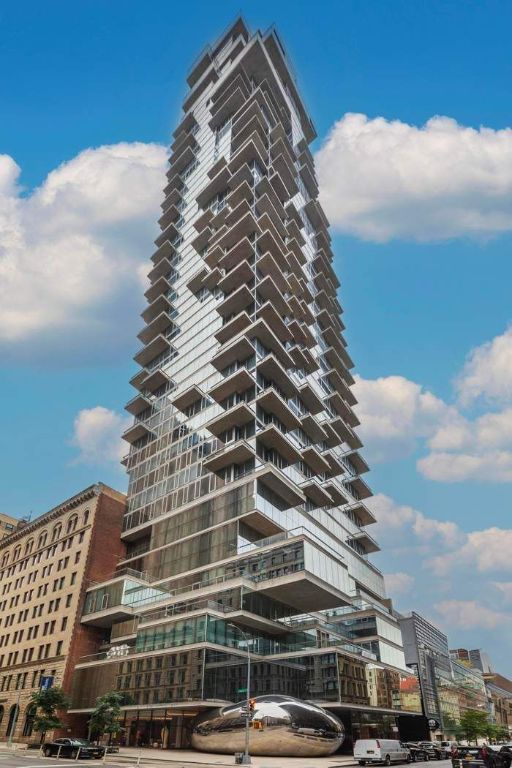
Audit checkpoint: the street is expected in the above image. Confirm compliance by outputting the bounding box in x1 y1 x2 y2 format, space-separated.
0 752 455 768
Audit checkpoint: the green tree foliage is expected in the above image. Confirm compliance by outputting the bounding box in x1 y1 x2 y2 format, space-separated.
456 709 493 744
30 687 70 743
88 692 130 743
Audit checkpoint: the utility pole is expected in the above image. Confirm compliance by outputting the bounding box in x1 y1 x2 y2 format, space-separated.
228 624 252 765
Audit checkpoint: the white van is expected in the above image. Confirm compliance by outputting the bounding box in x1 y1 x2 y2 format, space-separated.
354 739 410 765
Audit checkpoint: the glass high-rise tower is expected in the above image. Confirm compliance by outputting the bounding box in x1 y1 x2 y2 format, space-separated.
70 18 421 749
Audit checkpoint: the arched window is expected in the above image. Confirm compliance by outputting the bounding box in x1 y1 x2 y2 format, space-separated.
13 546 21 561
22 704 36 738
6 703 19 739
83 509 90 526
0 705 4 728
51 524 62 542
37 531 47 549
24 539 34 555
66 516 78 534
1 552 9 568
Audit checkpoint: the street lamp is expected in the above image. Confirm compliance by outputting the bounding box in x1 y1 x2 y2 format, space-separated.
228 623 252 765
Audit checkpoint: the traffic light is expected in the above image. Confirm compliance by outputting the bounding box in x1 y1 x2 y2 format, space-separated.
249 699 256 713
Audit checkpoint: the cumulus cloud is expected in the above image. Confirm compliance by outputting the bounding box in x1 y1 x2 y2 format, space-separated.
429 527 512 575
384 572 415 595
315 113 512 242
354 342 512 483
434 600 511 630
492 582 512 602
353 374 454 462
368 493 463 548
0 143 167 363
418 450 512 482
456 327 512 406
70 406 130 465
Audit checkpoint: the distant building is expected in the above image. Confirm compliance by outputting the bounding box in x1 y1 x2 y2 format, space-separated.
399 613 489 737
0 483 126 743
450 648 493 674
0 513 21 540
483 673 512 735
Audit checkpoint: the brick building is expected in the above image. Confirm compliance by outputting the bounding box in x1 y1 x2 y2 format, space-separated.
0 483 125 743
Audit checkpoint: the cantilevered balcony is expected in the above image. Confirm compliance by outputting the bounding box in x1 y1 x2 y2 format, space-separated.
171 384 205 414
215 235 254 271
301 446 330 475
346 502 376 527
256 252 290 292
216 284 253 318
346 476 372 501
257 354 297 398
297 383 324 415
245 319 294 369
205 402 254 437
144 276 171 304
211 335 254 372
133 334 171 367
258 425 301 464
326 392 359 428
217 261 254 294
203 439 255 473
300 414 327 444
256 388 301 430
301 478 333 508
208 368 254 404
125 393 152 417
344 451 370 475
142 368 174 395
186 266 221 294
122 421 155 445
256 464 305 508
137 312 175 345
323 479 349 507
141 294 173 325
347 530 380 555
215 311 252 344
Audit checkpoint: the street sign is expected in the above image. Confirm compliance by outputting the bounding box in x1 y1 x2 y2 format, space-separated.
237 688 248 693
40 676 54 690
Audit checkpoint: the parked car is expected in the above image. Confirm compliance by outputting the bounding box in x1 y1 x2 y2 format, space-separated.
354 739 411 765
451 745 510 768
42 738 105 759
442 741 460 758
418 742 444 760
402 743 431 762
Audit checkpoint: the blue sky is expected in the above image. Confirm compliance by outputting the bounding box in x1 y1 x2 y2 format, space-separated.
1 1 512 673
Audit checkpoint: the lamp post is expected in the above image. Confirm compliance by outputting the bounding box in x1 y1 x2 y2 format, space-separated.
228 623 251 765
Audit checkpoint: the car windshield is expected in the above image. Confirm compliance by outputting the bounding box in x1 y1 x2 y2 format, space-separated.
71 740 91 746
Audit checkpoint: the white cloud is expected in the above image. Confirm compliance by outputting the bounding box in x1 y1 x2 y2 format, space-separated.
384 572 415 595
429 527 512 575
418 449 512 482
315 113 512 242
456 327 512 406
0 143 167 362
71 406 130 466
434 600 510 630
368 493 463 548
492 582 512 602
354 374 453 462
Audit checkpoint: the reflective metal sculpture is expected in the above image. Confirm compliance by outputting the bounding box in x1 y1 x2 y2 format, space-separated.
192 695 344 757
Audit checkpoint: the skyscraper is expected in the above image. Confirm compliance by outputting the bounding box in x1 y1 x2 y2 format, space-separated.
70 18 420 749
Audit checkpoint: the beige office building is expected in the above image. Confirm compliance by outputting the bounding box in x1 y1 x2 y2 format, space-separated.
0 483 125 743
0 514 21 541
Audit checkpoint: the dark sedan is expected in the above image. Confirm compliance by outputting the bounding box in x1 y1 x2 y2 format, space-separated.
452 746 510 768
42 738 105 759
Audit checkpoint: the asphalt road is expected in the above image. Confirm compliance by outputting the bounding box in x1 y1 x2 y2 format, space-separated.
0 754 454 768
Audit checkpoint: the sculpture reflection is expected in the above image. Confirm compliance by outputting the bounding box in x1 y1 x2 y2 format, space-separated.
192 695 344 757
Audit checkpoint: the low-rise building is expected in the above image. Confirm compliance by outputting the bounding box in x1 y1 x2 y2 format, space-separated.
0 513 22 540
0 483 125 743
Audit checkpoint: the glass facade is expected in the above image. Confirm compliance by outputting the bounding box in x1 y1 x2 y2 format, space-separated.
70 18 416 749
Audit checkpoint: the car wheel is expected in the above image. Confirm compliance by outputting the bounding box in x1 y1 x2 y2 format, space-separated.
70 750 78 759
385 756 391 766
425 755 430 762
359 762 366 766
44 748 52 757
406 755 412 764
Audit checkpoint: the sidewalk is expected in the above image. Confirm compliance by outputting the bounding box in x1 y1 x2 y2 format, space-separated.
111 747 357 768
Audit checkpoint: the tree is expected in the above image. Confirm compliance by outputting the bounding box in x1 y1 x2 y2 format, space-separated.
457 709 492 744
30 687 70 744
88 692 129 744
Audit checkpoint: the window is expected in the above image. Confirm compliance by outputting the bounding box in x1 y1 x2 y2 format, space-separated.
51 524 62 543
83 510 90 526
55 641 63 656
70 572 77 586
66 516 78 534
